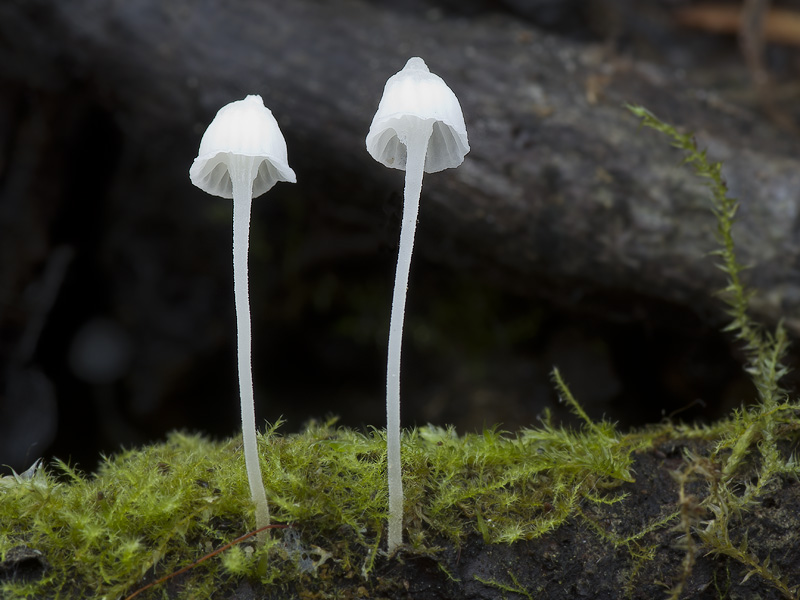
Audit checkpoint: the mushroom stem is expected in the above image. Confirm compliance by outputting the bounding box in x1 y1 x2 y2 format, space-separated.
386 119 433 553
230 154 270 536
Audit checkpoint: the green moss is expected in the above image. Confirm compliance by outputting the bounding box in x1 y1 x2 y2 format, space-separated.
628 105 800 599
0 415 639 599
2 106 800 599
474 569 534 599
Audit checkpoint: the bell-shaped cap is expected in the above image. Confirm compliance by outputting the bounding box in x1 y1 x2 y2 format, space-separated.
366 57 469 174
190 95 296 199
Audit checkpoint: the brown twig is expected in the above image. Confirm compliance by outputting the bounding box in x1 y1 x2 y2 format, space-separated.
675 2 799 133
675 4 800 46
122 523 291 600
740 0 770 86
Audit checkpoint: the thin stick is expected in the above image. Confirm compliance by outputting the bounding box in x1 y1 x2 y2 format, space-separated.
122 523 290 600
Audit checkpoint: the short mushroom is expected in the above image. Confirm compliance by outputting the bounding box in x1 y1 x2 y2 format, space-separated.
366 57 469 552
190 95 296 535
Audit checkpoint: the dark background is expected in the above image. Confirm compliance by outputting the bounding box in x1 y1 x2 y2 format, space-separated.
2 0 799 475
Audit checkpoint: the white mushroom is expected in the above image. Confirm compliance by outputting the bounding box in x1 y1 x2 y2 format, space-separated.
190 95 296 535
366 57 469 552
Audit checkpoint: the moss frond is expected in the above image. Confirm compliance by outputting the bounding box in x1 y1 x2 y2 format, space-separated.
475 570 535 600
627 104 789 413
629 104 800 599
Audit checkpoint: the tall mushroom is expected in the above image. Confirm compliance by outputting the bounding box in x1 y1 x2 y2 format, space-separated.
190 95 296 534
366 57 469 552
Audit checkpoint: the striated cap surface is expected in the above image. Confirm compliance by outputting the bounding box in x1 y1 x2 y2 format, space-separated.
367 57 469 173
190 95 296 199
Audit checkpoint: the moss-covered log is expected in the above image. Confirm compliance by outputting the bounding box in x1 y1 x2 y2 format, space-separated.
1 423 799 600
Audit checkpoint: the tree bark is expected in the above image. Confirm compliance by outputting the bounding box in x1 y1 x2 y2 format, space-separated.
1 0 798 334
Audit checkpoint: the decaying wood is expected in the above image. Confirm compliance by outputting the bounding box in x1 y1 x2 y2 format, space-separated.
1 0 799 336
677 3 800 47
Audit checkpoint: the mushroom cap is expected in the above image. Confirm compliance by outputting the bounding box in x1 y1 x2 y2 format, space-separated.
366 57 469 174
190 95 296 199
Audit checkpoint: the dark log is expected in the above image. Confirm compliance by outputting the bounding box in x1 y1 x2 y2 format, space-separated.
1 0 798 333
0 0 796 427
1 0 798 463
